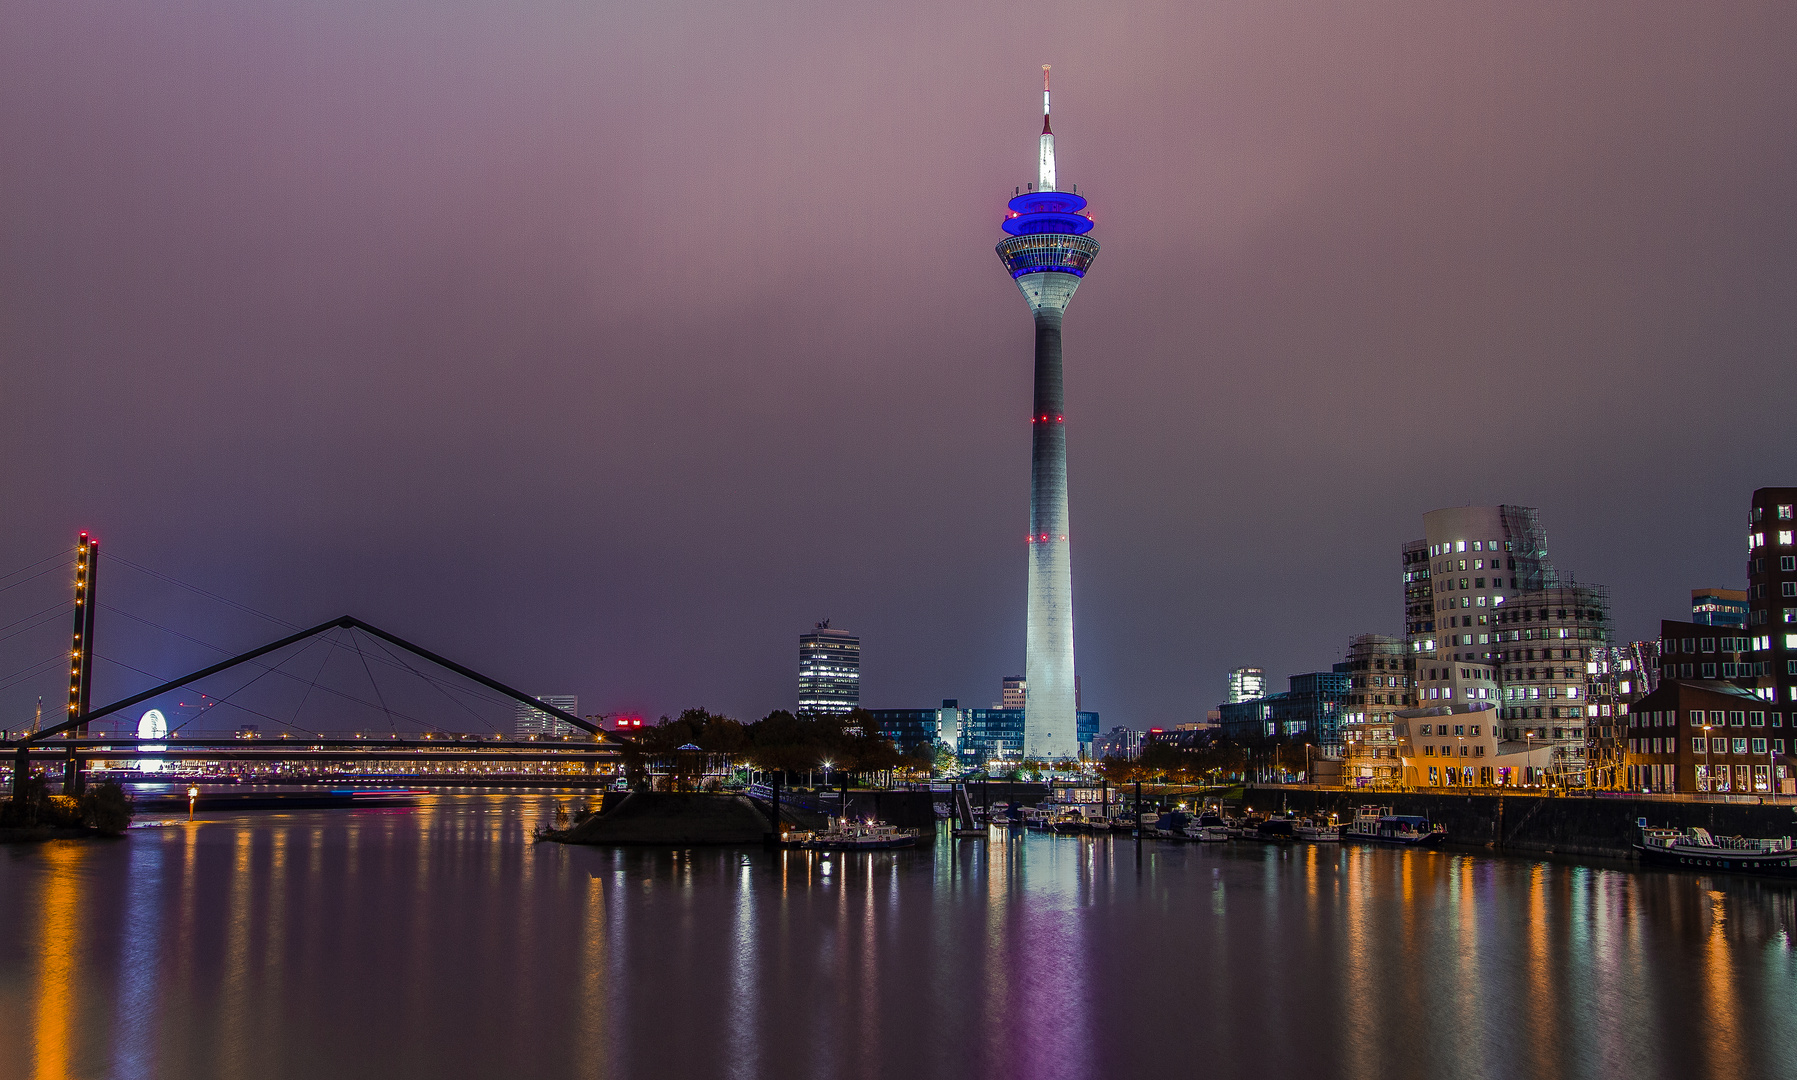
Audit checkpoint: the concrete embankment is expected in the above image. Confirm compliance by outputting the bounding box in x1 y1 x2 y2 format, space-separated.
1248 786 1797 859
549 792 778 846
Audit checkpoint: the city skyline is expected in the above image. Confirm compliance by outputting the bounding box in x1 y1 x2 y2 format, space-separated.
4 3 1797 730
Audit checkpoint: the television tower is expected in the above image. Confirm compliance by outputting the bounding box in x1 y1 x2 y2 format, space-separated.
996 66 1097 761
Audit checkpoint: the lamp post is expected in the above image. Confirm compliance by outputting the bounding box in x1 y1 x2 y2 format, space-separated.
1702 724 1712 794
1525 732 1534 788
187 784 199 821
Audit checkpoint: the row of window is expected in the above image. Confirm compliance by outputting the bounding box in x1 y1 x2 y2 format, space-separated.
1430 540 1506 557
1633 736 1785 755
1422 686 1494 700
1423 743 1486 757
1748 530 1796 549
1419 723 1480 736
1635 709 1785 729
1665 636 1752 654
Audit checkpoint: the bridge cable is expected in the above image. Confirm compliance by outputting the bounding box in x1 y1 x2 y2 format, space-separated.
0 601 74 644
105 551 525 714
96 604 438 731
348 628 399 736
96 645 320 739
106 551 301 630
0 652 70 695
0 546 74 586
285 627 340 734
0 560 75 600
359 629 505 738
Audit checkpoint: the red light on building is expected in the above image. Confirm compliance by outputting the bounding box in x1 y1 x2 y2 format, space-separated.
612 715 645 730
1149 728 1164 734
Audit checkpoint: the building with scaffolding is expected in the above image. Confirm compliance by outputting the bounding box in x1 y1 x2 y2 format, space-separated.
1338 634 1409 788
1399 506 1610 788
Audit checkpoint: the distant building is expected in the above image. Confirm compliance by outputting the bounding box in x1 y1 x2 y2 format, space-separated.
866 701 963 756
515 695 578 740
1339 634 1409 788
1692 588 1748 628
957 708 1099 765
798 622 860 715
1092 726 1143 760
997 676 1026 710
1226 667 1265 704
1217 671 1348 747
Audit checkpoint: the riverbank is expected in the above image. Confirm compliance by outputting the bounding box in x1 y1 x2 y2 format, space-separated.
543 792 780 845
1245 786 1797 858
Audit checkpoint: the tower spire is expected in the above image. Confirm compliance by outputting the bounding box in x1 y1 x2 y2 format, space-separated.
1039 65 1056 191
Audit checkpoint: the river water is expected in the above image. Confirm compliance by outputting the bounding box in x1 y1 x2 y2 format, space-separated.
1 793 1793 1080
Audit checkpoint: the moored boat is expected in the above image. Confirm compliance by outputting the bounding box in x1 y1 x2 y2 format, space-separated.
1343 806 1445 847
803 819 920 850
1635 826 1797 876
1294 817 1342 842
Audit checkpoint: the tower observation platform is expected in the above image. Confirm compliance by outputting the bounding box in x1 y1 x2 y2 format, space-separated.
996 67 1097 762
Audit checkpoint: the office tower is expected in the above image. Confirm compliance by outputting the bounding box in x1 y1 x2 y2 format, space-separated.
1692 588 1748 628
798 621 860 715
997 67 1098 761
515 695 578 740
997 676 1027 710
1226 667 1266 704
1746 488 1797 704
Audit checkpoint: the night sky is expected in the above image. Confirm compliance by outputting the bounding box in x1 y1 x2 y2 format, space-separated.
4 1 1796 733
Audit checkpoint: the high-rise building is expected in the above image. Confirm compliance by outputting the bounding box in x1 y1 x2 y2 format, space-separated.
997 67 1098 762
798 622 860 715
1226 667 1265 704
1745 488 1797 705
1400 506 1607 787
515 695 578 740
997 676 1027 710
1692 588 1748 627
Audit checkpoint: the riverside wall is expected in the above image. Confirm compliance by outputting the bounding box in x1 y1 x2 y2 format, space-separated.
1246 786 1797 859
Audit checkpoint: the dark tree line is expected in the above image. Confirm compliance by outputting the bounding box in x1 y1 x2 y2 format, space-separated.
619 707 917 782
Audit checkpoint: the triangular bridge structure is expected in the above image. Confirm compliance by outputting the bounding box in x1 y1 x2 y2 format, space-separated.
7 615 611 802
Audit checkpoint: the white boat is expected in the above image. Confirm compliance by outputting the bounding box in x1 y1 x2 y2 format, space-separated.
1636 826 1797 876
803 818 919 850
1294 817 1342 842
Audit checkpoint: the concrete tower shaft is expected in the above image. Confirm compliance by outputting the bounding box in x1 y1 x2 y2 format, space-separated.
995 72 1097 762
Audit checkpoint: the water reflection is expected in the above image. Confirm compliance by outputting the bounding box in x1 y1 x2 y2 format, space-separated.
1 799 1795 1080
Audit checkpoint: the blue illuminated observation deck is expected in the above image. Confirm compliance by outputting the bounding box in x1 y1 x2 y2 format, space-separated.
997 189 1098 278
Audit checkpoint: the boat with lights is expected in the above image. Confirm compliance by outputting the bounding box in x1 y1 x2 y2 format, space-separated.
1634 826 1797 876
802 819 919 851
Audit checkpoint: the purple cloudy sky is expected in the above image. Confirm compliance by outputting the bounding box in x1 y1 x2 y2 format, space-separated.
3 1 1796 732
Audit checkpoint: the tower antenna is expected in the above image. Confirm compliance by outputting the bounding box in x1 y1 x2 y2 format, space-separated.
1038 65 1056 191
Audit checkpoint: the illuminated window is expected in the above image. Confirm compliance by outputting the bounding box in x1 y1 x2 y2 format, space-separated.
1784 532 1795 546
1782 505 1794 520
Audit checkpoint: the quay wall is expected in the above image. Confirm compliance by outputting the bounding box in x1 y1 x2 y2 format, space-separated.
1247 787 1797 859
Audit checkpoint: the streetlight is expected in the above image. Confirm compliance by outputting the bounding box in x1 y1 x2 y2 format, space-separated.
187 784 199 821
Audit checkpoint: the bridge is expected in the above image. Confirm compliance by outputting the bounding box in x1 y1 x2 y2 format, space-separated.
1 537 624 802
